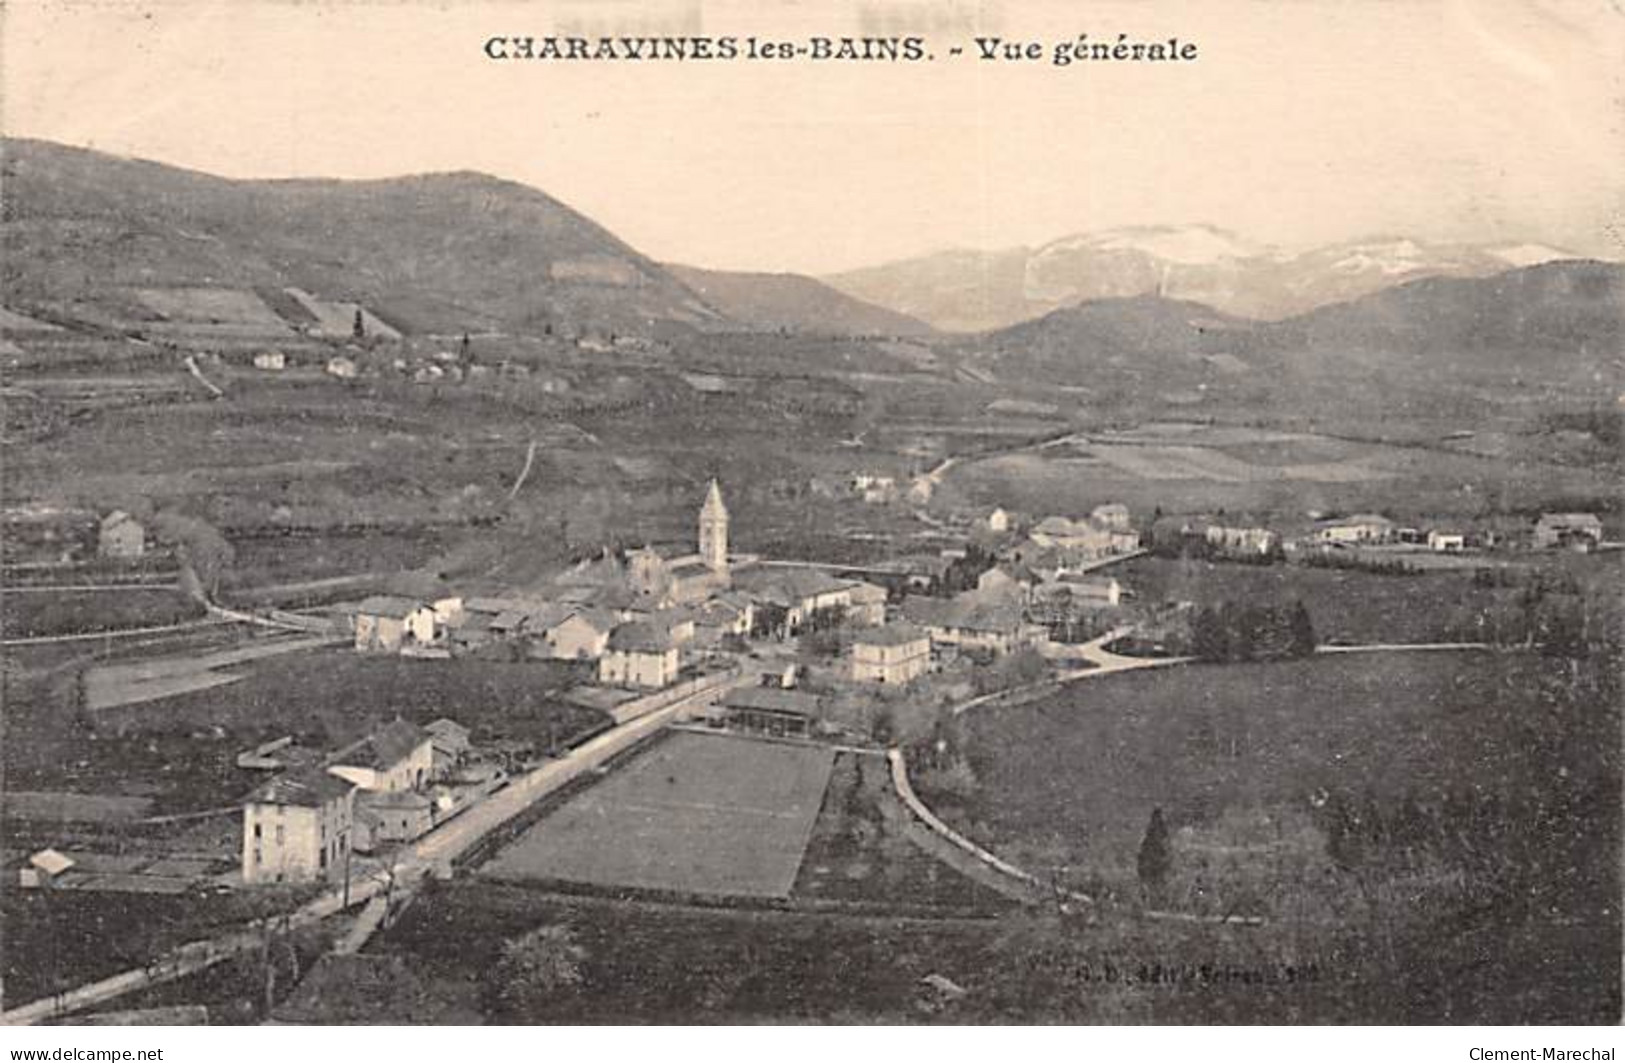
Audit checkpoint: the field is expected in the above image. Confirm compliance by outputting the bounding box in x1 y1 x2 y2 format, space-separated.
790 751 1011 910
948 652 1601 879
482 732 834 899
945 422 1619 520
0 587 204 639
1115 556 1518 644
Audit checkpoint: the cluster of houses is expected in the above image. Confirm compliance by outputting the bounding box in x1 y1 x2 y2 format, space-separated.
0 505 151 564
239 716 480 886
1154 510 1609 560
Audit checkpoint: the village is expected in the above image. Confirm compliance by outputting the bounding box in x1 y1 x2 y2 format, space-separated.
4 472 1609 906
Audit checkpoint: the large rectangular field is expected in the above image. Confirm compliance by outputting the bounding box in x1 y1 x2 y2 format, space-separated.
481 732 835 898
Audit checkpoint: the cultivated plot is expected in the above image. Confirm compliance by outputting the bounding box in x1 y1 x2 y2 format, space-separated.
482 732 835 898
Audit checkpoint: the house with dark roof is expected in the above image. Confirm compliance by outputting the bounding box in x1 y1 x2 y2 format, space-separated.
598 622 680 689
241 769 355 886
1534 512 1604 550
328 720 433 793
902 595 1042 656
720 686 824 737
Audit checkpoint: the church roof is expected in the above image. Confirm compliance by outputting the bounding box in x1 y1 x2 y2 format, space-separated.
701 479 728 518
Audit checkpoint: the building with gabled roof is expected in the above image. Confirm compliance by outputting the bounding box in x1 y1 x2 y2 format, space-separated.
599 622 680 688
328 719 432 793
97 510 145 559
242 769 355 886
1534 512 1603 550
720 686 823 737
351 596 437 653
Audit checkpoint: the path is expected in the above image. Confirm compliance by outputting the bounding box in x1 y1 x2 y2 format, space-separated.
0 671 747 1026
0 617 227 648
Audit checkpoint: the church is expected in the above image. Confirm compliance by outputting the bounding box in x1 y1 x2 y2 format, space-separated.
625 479 732 607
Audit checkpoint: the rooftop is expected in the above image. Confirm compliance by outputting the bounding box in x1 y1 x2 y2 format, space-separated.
607 621 677 653
249 769 355 808
330 719 429 772
721 686 823 716
351 595 425 620
851 623 929 648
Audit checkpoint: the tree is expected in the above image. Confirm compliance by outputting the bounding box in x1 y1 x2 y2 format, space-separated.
352 308 365 339
1136 808 1173 899
1287 600 1317 657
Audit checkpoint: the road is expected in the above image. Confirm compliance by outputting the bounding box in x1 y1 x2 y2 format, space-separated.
0 672 745 1026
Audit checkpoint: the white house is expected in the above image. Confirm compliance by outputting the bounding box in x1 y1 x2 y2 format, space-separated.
1427 530 1467 553
253 350 287 371
351 596 437 653
1534 512 1603 550
850 624 932 685
242 770 355 886
988 507 1012 534
97 510 145 559
1312 514 1396 545
598 622 680 689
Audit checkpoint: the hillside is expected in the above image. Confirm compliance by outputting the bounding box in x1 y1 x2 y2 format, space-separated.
666 264 933 337
0 138 723 337
946 262 1625 408
825 226 1597 332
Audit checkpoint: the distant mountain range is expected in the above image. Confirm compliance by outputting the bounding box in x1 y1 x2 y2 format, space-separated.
2 139 1618 408
823 224 1596 332
946 259 1624 398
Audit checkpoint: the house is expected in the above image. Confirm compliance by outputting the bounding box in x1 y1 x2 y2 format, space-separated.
844 581 889 626
252 350 286 371
1534 512 1603 550
536 608 617 660
327 720 433 793
720 686 823 738
853 474 897 503
988 507 1012 533
1090 503 1132 531
325 355 359 379
1044 574 1123 607
424 717 471 777
975 563 1037 601
353 791 435 853
733 568 854 633
241 770 355 886
1204 524 1278 557
850 624 932 685
693 593 755 641
1312 514 1396 545
881 553 953 592
902 595 1041 656
351 596 437 653
1027 516 1116 560
18 848 75 889
598 622 680 689
650 607 698 645
97 510 145 559
1427 530 1467 553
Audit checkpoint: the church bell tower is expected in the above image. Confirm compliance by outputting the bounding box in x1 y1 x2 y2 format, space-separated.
698 479 729 571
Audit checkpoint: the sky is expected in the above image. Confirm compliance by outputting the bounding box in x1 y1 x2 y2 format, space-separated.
4 0 1622 274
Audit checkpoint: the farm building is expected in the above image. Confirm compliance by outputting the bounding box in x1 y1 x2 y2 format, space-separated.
976 563 1037 601
242 770 355 886
719 686 823 738
733 568 854 632
97 510 145 559
845 581 889 626
424 718 472 777
1427 530 1468 552
252 350 287 370
1204 524 1278 557
351 596 437 653
849 624 931 685
1090 503 1133 531
599 622 681 689
328 720 433 794
535 607 617 660
1534 512 1603 550
987 507 1012 533
18 848 75 889
354 791 435 852
693 594 755 641
325 355 359 379
1312 514 1396 545
902 595 1043 657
